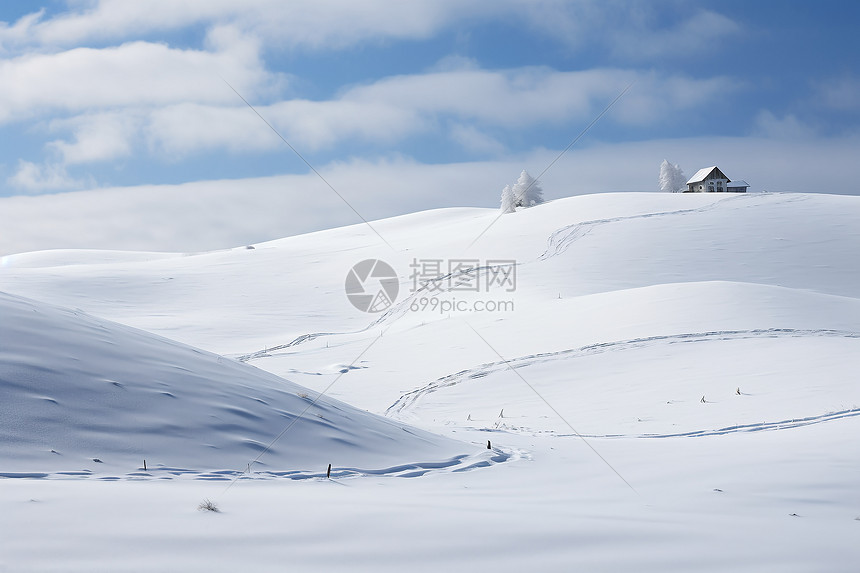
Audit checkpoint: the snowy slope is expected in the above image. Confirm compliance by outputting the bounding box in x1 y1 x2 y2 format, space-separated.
0 291 479 477
3 192 859 357
7 192 856 412
2 191 860 572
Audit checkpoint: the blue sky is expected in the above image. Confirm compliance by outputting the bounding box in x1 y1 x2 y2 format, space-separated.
0 1 859 253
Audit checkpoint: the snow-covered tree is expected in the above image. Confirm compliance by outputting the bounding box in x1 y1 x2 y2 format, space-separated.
659 159 686 193
500 184 517 214
512 170 544 207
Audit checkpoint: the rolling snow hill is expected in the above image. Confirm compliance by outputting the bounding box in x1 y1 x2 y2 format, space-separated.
1 191 859 572
0 291 481 477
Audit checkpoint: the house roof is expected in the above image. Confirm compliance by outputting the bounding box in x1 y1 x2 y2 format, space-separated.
686 166 731 185
727 180 749 187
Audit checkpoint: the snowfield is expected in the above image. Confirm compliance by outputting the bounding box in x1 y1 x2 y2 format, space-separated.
2 191 859 571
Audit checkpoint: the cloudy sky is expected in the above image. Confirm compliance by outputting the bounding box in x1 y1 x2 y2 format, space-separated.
1 0 859 254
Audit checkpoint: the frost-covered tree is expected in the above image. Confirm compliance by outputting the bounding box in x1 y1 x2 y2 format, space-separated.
512 170 544 207
500 184 517 214
659 159 686 193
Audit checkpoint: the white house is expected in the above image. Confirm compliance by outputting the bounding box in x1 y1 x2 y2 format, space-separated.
685 166 746 193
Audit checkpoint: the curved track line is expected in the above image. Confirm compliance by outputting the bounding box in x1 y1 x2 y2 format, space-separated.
571 408 860 440
386 328 860 418
538 193 776 261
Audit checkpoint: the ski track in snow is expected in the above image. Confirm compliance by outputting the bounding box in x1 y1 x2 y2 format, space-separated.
238 193 789 363
537 192 801 260
385 328 860 434
0 447 520 482
235 263 513 362
572 407 860 439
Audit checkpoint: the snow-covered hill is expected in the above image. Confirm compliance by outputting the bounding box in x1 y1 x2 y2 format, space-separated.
0 291 483 477
2 191 859 572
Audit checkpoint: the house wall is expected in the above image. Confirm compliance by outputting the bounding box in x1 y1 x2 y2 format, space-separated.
688 175 728 192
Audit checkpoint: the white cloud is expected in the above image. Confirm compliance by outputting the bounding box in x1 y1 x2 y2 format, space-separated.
2 1 742 64
345 67 595 127
232 0 473 51
0 26 274 123
0 0 476 51
512 2 740 61
7 160 84 192
4 31 737 172
510 0 612 52
817 76 860 113
16 63 729 166
144 99 424 156
426 55 482 73
608 9 741 61
144 103 281 156
0 9 45 51
267 100 425 151
47 111 139 164
448 124 506 154
0 2 748 185
139 67 733 157
752 111 816 140
341 67 730 130
611 71 734 126
0 5 745 189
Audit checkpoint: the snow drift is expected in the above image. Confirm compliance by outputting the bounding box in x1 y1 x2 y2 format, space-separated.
0 291 470 476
